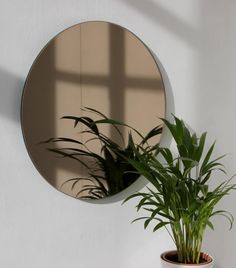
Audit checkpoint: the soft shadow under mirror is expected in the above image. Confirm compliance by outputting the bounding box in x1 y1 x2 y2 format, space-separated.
21 21 166 201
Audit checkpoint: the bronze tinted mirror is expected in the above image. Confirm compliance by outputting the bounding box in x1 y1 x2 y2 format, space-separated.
21 21 166 200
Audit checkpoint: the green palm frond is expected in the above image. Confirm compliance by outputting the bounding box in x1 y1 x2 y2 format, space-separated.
124 116 236 264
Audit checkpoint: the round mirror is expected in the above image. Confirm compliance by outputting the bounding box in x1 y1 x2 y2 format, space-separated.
21 21 166 200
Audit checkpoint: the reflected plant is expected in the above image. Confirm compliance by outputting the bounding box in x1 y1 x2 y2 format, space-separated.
42 107 162 199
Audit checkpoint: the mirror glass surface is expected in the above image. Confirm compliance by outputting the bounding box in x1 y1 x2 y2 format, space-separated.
21 21 166 200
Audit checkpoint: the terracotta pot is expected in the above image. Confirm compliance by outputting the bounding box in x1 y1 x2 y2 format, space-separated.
161 251 213 268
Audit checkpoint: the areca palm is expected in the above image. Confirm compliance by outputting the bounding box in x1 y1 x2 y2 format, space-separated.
124 116 236 264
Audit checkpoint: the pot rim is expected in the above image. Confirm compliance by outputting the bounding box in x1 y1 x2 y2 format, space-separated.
161 250 213 266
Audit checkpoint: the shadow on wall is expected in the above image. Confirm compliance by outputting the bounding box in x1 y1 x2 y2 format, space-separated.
123 0 200 48
0 68 24 123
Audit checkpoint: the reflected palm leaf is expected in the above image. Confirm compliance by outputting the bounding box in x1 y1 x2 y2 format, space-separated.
41 107 162 199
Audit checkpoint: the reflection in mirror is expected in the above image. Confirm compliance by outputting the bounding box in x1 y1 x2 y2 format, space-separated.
21 21 166 200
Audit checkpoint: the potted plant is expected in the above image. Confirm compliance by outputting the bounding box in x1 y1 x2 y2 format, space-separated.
42 107 162 199
124 116 236 268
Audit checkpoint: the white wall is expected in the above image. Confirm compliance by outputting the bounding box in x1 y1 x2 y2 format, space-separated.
1 0 236 267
